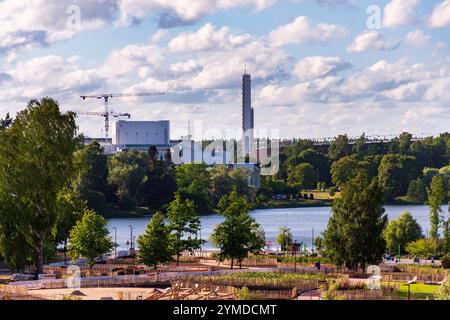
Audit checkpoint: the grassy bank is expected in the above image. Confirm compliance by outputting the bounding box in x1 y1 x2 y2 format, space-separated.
102 206 154 219
253 199 333 209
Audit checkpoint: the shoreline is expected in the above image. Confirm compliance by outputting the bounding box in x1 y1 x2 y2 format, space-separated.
104 200 431 219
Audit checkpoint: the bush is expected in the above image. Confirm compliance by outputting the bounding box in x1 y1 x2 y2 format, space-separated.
406 239 441 259
441 254 450 269
434 278 450 300
329 187 336 197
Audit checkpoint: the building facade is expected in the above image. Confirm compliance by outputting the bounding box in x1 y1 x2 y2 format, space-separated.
112 120 171 155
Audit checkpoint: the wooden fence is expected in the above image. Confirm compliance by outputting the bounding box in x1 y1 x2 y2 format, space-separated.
382 272 446 284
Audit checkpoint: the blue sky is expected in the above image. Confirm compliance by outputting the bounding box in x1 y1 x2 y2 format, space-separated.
0 0 450 139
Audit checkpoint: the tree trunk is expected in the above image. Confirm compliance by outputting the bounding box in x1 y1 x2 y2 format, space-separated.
231 258 234 270
35 242 44 276
64 239 68 265
176 253 180 267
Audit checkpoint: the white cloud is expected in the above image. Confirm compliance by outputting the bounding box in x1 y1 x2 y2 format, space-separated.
168 23 252 53
0 0 276 53
404 30 431 47
257 58 450 108
347 31 399 53
151 29 169 43
292 56 351 82
0 0 118 52
0 55 105 102
127 39 290 93
428 0 450 28
118 0 276 28
268 16 347 47
383 0 420 28
312 0 355 6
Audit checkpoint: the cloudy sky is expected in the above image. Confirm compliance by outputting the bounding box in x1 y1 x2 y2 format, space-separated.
0 0 450 139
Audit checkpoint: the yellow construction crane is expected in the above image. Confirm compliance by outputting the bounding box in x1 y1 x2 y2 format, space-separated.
79 92 165 138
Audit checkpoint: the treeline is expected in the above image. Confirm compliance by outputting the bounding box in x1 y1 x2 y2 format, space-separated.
75 143 256 216
262 133 450 203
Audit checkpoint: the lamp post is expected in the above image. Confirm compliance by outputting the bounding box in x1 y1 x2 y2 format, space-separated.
294 240 298 273
112 227 117 259
128 225 134 252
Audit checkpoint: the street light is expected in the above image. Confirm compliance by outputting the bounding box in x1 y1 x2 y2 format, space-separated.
128 225 134 252
294 240 298 273
112 227 117 259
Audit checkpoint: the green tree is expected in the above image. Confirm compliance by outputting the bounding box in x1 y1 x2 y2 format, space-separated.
55 190 88 262
277 227 293 253
328 134 350 161
286 148 331 186
208 165 255 204
398 132 413 155
74 141 109 214
142 146 176 209
0 221 33 272
68 210 114 268
378 154 417 201
407 178 427 203
323 174 388 271
0 112 12 129
428 175 447 239
0 98 78 274
384 212 423 254
352 133 367 158
137 212 173 269
167 192 204 266
331 156 360 187
288 163 315 190
175 164 212 214
211 190 265 269
108 150 148 210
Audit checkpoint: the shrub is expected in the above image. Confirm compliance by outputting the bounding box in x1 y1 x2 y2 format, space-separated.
329 187 336 197
441 254 450 269
434 278 450 300
406 239 440 259
236 287 250 300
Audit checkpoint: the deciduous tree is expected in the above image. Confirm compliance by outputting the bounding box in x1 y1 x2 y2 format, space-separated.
323 174 387 272
137 212 173 269
0 98 78 274
167 192 204 266
68 210 114 268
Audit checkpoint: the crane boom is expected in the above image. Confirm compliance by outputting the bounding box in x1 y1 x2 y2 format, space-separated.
80 92 165 100
80 91 165 138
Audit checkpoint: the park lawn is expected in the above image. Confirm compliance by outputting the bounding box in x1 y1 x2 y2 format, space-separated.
307 190 340 200
384 281 440 299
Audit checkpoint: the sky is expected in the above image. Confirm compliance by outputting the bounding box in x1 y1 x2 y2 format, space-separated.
0 0 450 140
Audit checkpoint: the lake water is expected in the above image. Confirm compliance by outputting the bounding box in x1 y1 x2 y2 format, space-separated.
107 205 446 251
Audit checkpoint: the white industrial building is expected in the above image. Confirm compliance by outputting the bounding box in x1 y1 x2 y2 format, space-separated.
112 120 171 155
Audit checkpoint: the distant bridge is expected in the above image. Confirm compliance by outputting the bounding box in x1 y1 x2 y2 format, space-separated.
278 132 444 147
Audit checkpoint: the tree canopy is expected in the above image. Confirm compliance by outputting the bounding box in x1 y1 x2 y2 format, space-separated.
68 210 114 268
211 190 265 269
384 211 423 254
137 212 174 269
0 98 78 274
323 174 388 271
